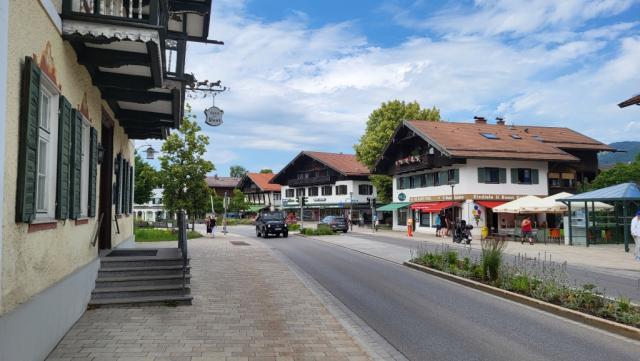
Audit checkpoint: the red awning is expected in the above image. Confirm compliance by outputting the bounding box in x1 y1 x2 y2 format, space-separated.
411 201 460 212
476 201 507 209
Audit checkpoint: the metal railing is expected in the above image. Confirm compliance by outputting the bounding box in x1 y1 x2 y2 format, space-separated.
177 211 189 288
62 0 162 26
287 175 335 187
90 213 104 247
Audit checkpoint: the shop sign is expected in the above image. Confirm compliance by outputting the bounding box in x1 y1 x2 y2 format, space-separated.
204 105 224 126
409 194 524 202
398 193 406 201
313 198 327 202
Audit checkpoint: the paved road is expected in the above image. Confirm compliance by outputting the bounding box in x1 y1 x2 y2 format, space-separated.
231 226 639 361
345 232 640 303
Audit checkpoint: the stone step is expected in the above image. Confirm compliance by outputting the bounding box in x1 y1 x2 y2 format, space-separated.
88 294 193 307
98 265 191 277
100 257 189 268
91 284 190 299
95 274 191 288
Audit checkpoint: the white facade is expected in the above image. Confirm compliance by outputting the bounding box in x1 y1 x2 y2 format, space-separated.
245 191 282 209
133 188 173 223
391 159 549 235
281 180 377 209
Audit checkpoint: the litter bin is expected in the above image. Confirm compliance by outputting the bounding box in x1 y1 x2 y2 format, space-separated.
481 226 489 239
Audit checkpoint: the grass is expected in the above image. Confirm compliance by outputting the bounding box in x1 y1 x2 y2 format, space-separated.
135 228 203 242
411 242 640 328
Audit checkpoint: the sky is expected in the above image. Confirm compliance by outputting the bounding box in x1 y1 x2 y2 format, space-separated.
142 0 640 176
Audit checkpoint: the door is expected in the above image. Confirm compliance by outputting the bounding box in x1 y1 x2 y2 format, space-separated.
98 121 113 250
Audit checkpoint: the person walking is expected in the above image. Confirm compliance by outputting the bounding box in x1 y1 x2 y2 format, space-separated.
407 216 414 237
210 216 217 238
435 211 442 237
205 216 212 236
631 210 640 261
521 217 534 245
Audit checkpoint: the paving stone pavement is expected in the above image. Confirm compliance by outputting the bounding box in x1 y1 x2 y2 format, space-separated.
46 234 373 361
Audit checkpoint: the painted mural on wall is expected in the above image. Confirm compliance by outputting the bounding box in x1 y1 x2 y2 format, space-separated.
33 41 61 90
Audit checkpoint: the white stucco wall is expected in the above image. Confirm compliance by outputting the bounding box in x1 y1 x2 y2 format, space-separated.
281 179 377 208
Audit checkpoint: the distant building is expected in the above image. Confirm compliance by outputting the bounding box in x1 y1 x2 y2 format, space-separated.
207 175 241 197
238 173 282 212
271 151 376 222
133 188 174 223
374 117 614 235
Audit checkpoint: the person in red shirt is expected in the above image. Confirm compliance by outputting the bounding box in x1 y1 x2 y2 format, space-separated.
521 217 534 245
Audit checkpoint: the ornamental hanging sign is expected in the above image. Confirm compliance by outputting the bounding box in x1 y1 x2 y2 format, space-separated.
204 105 224 127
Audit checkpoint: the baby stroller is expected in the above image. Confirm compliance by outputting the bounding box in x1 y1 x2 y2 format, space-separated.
453 219 473 244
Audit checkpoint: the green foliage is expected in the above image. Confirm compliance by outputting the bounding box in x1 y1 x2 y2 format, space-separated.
354 100 440 202
228 188 249 212
589 153 640 190
135 228 202 242
220 218 254 226
355 100 440 169
370 175 393 204
159 105 215 224
134 153 158 204
480 238 507 282
301 227 336 236
229 165 248 178
259 169 273 174
288 223 301 231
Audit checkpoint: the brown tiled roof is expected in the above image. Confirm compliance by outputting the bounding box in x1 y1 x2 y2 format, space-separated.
406 121 613 162
304 151 371 176
246 173 281 192
619 94 640 108
206 176 241 188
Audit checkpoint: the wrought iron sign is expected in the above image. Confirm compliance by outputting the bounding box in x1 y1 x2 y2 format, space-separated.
186 79 229 127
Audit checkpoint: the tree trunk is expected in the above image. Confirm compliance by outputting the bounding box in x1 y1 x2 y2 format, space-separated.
191 215 195 232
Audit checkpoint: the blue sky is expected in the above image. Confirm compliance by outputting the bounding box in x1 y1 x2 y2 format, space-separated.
142 0 640 176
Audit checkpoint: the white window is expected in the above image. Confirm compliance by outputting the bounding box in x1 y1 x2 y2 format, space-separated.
35 77 59 219
80 119 91 217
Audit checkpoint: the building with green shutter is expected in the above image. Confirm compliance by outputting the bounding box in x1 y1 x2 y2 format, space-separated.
0 1 217 360
373 117 613 236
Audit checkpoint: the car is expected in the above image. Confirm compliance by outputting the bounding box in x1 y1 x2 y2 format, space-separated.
255 212 288 238
319 216 349 233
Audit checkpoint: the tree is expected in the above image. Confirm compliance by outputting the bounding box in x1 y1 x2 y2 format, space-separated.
588 153 640 190
159 106 215 228
354 100 440 203
230 165 248 178
228 188 249 212
259 169 273 174
134 153 158 205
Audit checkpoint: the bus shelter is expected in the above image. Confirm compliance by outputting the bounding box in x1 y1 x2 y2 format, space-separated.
558 183 640 252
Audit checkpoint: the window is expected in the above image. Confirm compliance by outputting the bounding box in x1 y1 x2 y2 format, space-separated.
433 172 440 186
511 168 539 184
308 186 319 196
481 133 499 139
518 168 532 184
79 119 90 216
274 193 281 201
296 188 305 197
285 189 294 198
358 184 373 195
398 208 407 226
510 134 522 139
322 185 332 196
336 185 348 195
447 169 459 184
420 212 430 227
35 77 59 218
478 167 506 184
397 177 410 190
411 175 423 188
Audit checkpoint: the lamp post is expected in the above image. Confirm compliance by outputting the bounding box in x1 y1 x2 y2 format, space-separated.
449 181 456 242
349 191 353 231
135 144 157 159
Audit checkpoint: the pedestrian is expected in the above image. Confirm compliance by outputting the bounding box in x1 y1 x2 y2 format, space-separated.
435 211 442 237
444 215 451 236
407 216 414 237
631 210 640 261
210 216 217 238
521 217 534 245
205 216 212 235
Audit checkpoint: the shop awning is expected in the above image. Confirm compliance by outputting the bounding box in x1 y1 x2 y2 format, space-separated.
476 201 508 209
247 205 268 212
411 201 459 212
376 202 411 212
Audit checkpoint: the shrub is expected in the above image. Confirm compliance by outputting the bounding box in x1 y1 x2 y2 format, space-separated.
289 223 301 231
480 237 506 282
300 227 336 236
446 251 458 266
135 228 203 242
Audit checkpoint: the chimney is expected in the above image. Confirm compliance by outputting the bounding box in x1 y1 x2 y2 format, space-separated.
474 116 487 124
496 117 505 125
214 174 219 179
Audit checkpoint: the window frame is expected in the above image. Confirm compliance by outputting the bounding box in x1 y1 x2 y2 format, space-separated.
517 168 532 184
295 188 306 197
322 185 332 196
486 167 500 184
358 184 373 195
308 186 319 196
35 75 60 219
285 189 294 198
335 184 348 195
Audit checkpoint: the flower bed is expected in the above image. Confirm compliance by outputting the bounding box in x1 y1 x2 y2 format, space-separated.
411 239 640 328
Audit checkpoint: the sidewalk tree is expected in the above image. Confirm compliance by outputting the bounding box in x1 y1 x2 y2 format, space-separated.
229 188 249 213
354 100 440 203
588 153 640 190
230 165 248 178
134 153 158 205
159 106 215 228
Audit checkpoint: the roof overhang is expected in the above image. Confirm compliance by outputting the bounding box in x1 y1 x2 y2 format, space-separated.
168 0 223 44
618 94 640 108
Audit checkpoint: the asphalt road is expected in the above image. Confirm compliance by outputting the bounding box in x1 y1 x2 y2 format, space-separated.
345 231 640 303
231 226 639 361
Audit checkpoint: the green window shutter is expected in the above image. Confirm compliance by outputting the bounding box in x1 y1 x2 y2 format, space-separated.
499 168 507 184
129 165 134 213
16 56 41 223
511 168 518 184
453 169 460 184
55 96 72 220
439 170 448 184
477 168 485 183
114 154 122 214
531 169 539 184
123 160 129 214
87 127 98 217
69 110 83 219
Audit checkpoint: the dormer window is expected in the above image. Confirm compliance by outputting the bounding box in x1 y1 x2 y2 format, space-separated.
481 133 499 140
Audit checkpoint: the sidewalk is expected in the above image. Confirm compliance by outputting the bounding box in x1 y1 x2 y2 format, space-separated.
46 233 372 361
348 228 640 276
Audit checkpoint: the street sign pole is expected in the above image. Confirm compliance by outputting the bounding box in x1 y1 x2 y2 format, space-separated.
222 191 229 234
299 196 304 229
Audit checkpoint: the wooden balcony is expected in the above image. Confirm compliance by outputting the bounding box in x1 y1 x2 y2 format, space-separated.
62 0 164 27
287 176 335 187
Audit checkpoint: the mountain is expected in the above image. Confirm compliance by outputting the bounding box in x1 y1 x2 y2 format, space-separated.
598 141 640 166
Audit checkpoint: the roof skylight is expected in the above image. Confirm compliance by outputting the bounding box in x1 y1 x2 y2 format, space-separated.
510 134 522 139
481 133 499 140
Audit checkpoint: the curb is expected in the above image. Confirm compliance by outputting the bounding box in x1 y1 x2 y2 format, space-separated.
404 261 640 342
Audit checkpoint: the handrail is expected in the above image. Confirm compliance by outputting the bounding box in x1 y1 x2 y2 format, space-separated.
114 214 120 234
177 211 188 289
91 213 104 247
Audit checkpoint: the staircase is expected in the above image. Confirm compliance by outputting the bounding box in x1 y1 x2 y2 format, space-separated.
89 248 192 307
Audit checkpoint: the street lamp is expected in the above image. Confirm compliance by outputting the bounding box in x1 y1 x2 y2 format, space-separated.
349 191 353 231
449 180 456 242
136 144 157 159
